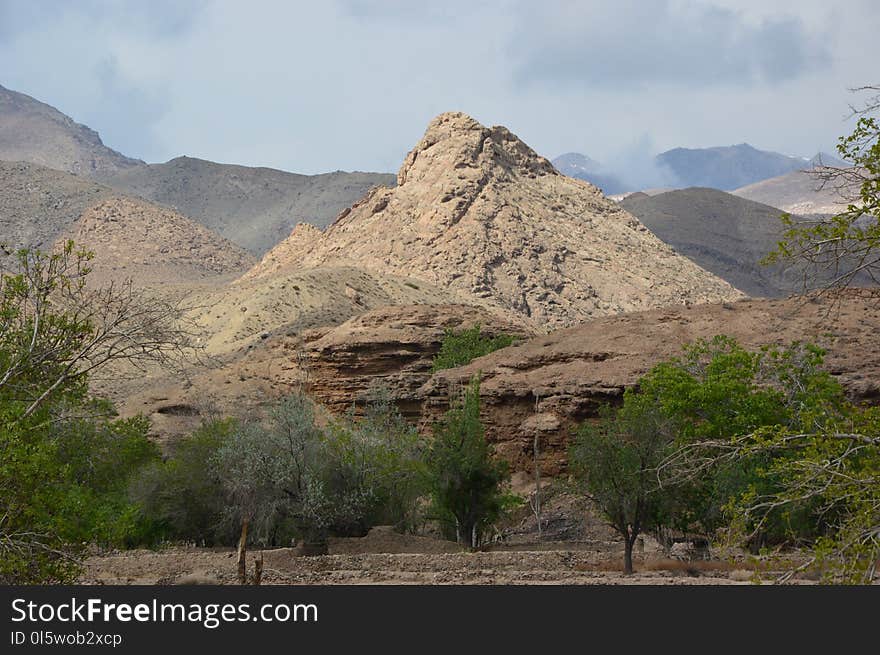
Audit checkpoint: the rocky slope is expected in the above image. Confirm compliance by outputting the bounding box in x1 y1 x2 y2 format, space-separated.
0 84 143 177
98 157 395 255
247 112 742 330
186 266 488 356
60 196 256 285
417 291 880 474
300 304 537 417
0 161 117 265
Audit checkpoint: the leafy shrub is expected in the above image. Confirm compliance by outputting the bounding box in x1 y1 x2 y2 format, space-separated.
130 418 238 546
212 391 428 548
431 325 515 372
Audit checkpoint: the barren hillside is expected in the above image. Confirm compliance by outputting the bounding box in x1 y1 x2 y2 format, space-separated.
0 84 143 176
733 168 856 215
98 156 395 254
620 188 799 297
0 161 117 266
60 196 256 285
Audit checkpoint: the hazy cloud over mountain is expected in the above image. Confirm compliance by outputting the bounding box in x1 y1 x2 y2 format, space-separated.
0 0 876 175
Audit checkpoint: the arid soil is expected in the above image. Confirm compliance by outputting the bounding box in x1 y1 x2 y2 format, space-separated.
78 490 787 586
80 546 766 586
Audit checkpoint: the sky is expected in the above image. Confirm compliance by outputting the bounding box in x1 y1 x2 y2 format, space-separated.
1 0 878 178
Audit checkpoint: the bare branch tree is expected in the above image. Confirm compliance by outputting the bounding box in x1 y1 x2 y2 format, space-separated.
0 242 204 421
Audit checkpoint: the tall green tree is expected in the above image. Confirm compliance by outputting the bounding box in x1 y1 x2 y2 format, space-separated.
569 400 673 574
427 378 512 548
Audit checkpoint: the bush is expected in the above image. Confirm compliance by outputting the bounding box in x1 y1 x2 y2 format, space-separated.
212 392 428 549
130 418 237 546
0 404 162 583
427 377 514 548
431 325 515 372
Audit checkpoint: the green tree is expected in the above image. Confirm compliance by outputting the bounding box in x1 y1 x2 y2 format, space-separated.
573 336 851 575
0 244 192 582
570 399 674 573
427 378 512 548
130 418 238 546
431 325 515 372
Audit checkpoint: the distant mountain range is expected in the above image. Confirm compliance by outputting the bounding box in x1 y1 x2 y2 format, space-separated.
96 157 394 254
554 145 848 195
656 144 845 191
0 83 393 254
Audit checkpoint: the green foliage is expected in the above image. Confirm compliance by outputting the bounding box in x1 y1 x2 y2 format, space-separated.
210 391 428 547
0 245 168 583
130 418 238 546
426 378 514 548
431 325 515 372
611 334 880 582
0 407 161 583
764 88 879 288
719 407 880 583
573 335 852 572
570 395 678 573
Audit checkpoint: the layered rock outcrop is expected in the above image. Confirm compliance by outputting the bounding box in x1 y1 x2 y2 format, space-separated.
416 291 880 474
300 304 536 417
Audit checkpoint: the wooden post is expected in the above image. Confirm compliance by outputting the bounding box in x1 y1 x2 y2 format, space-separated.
237 518 249 585
252 551 263 586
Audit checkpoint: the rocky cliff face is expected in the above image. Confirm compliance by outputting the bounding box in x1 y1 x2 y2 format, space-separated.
413 291 880 474
245 112 742 330
300 304 536 418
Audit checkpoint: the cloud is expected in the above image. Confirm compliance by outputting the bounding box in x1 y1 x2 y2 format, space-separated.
511 0 831 88
0 0 875 176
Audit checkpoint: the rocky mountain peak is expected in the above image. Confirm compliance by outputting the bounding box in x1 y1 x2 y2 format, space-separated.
397 111 556 186
246 112 742 330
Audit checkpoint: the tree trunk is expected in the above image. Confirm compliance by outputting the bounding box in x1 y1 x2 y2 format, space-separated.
533 432 542 538
624 538 634 575
237 518 249 584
